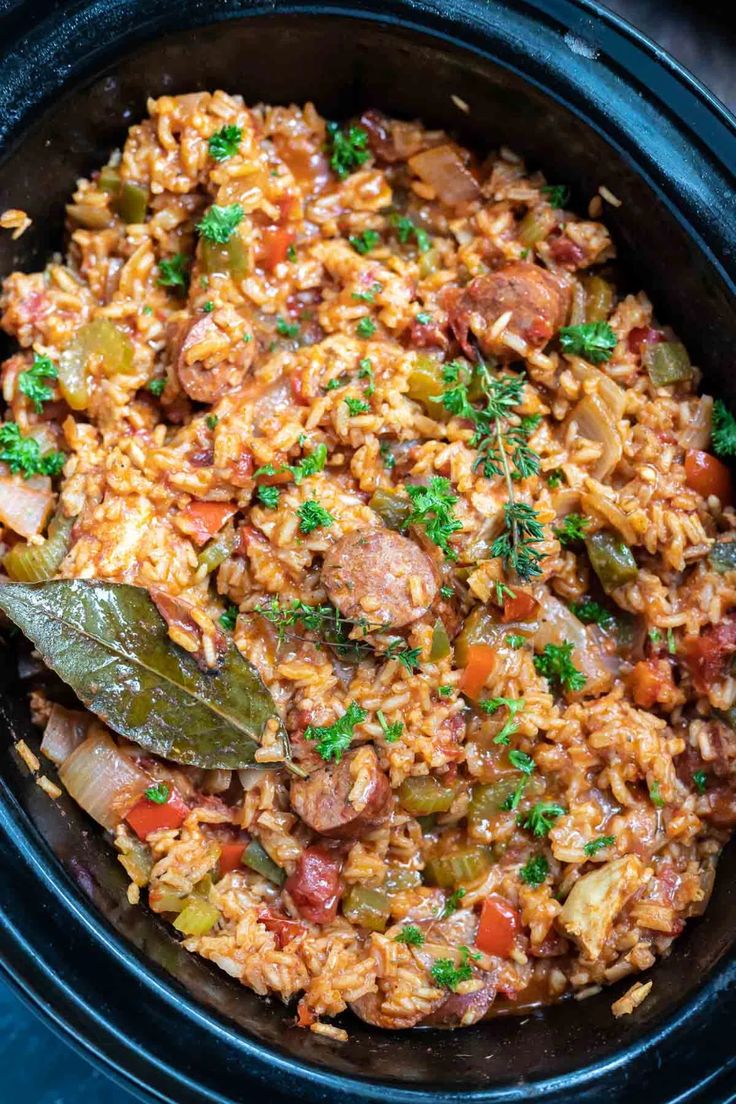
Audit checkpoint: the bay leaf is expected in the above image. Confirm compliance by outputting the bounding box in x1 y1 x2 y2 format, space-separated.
0 579 286 770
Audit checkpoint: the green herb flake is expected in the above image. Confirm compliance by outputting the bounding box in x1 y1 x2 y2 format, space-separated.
257 484 280 509
541 183 570 209
196 203 244 244
208 124 243 162
395 924 425 946
570 599 614 627
441 887 466 919
0 422 66 478
693 770 707 794
554 513 590 549
559 321 617 364
533 642 586 693
205 414 219 430
144 781 170 804
304 700 367 761
583 835 615 857
505 633 526 650
357 357 375 395
219 603 238 632
403 476 462 560
18 354 58 413
325 121 370 179
479 696 525 745
377 708 403 743
349 229 381 255
650 780 665 808
202 301 215 313
386 639 422 673
356 317 377 339
519 853 549 887
296 499 335 534
379 441 395 471
416 311 432 325
276 316 299 339
389 212 431 253
520 802 566 837
438 685 454 698
146 378 166 397
712 399 736 457
547 468 566 489
157 252 190 292
345 396 370 416
290 443 328 484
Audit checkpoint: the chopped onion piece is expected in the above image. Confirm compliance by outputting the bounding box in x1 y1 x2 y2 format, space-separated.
408 144 480 206
678 396 713 450
0 470 53 538
567 392 622 479
40 703 91 766
536 592 611 693
59 725 151 830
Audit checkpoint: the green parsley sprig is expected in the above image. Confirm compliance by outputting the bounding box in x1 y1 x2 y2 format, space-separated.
519 853 549 887
533 642 586 693
712 399 736 457
479 695 525 745
519 801 566 837
402 476 462 560
583 835 615 857
157 253 190 292
196 204 244 243
325 122 370 179
0 422 65 478
304 701 367 761
18 354 58 413
559 321 617 363
208 124 243 162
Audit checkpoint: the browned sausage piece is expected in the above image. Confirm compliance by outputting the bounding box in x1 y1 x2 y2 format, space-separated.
423 978 498 1026
445 262 570 361
289 746 390 839
321 528 438 628
350 986 446 1029
170 305 256 402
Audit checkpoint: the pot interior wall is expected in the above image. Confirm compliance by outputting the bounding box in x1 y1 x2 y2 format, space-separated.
1 9 735 1101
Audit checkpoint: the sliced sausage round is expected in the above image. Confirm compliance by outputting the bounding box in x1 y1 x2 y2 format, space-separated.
170 308 256 402
350 986 446 1030
289 746 390 839
284 846 342 924
445 262 570 361
423 978 498 1026
321 528 438 628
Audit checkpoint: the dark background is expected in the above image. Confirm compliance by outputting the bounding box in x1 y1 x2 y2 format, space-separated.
0 2 733 1102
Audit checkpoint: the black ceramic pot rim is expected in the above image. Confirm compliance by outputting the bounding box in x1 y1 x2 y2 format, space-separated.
0 3 735 1103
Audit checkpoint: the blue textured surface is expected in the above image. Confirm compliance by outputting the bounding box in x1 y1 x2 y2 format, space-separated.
0 978 141 1103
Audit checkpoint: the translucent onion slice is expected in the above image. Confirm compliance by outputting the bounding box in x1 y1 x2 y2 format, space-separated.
536 592 611 694
566 392 622 479
678 396 713 451
0 471 53 539
59 726 151 830
40 703 91 766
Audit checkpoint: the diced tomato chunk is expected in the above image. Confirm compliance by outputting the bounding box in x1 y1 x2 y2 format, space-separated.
284 846 341 923
501 588 540 624
476 895 520 958
259 908 304 948
629 658 673 709
684 615 736 693
458 643 496 700
218 841 246 874
179 501 236 546
261 226 295 272
684 450 733 504
628 326 666 356
126 787 189 840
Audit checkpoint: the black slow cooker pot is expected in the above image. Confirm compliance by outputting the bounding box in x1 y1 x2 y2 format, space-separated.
1 2 736 1101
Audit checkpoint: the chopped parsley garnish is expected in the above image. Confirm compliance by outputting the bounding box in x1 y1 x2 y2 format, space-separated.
18 354 58 413
386 639 422 673
649 628 662 644
693 770 708 794
505 633 526 649
503 749 536 811
519 854 549 887
649 781 665 808
208 124 242 161
520 802 566 837
326 377 347 391
570 599 614 627
276 316 299 338
389 212 431 253
205 414 218 430
430 956 472 991
356 317 377 339
559 321 617 364
304 700 367 761
667 628 677 655
197 203 244 243
325 121 370 179
296 499 334 534
219 603 238 631
583 835 615 857
541 183 570 209
711 399 736 457
439 585 454 600
144 782 170 804
349 229 381 255
353 282 382 303
202 301 214 313
554 513 590 549
416 311 432 325
491 501 545 582
379 441 395 470
533 642 586 693
441 887 466 918
257 484 280 509
377 708 403 742
357 357 375 395
157 252 189 292
547 468 566 489
403 477 462 560
146 377 166 397
395 925 424 946
286 243 297 262
345 396 370 416
0 422 65 478
479 696 525 745
291 443 328 484
438 685 454 698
